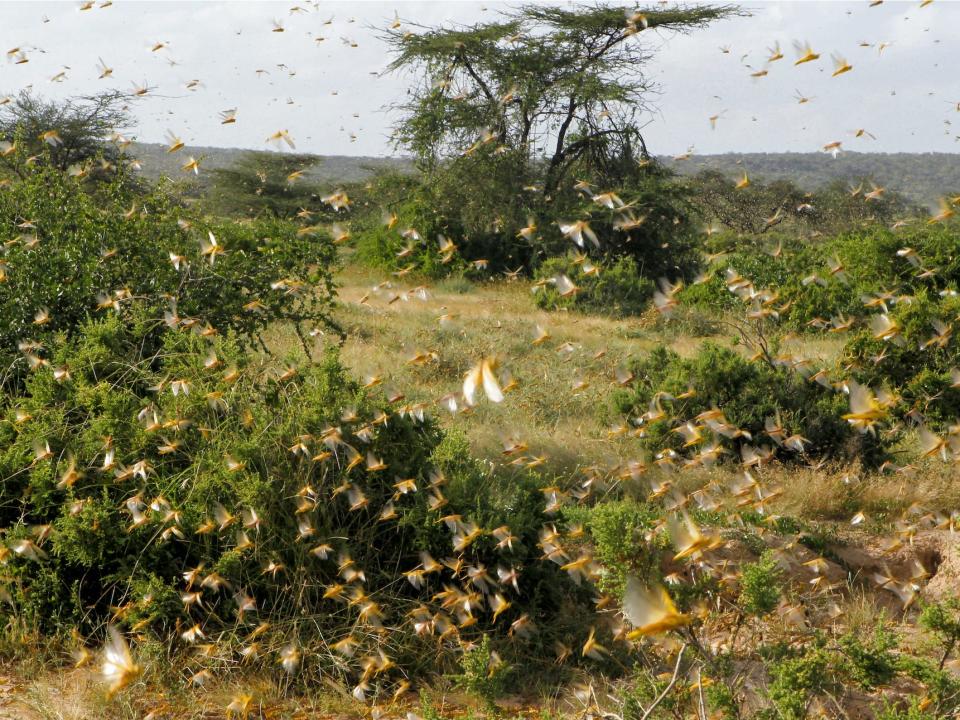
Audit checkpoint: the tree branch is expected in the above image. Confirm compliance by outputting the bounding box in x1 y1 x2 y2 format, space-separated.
545 94 578 194
456 51 496 105
640 643 687 720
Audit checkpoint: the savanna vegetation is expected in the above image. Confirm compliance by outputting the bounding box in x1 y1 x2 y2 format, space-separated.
1 3 960 720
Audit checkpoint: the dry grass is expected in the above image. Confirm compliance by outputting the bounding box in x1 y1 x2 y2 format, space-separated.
262 263 944 522
773 460 960 525
265 263 722 475
5 263 953 716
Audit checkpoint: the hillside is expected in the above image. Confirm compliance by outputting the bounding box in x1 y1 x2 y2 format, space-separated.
127 144 960 209
659 151 960 209
128 142 413 189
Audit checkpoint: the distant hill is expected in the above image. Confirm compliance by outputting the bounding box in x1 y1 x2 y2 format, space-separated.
129 142 412 189
659 151 960 210
127 143 959 210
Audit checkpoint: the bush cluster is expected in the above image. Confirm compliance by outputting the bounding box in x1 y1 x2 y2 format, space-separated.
534 255 654 317
682 221 960 332
0 314 590 690
609 343 877 463
0 160 596 695
0 160 338 385
351 160 701 294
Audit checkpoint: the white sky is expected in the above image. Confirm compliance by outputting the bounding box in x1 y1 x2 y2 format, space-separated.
1 0 958 158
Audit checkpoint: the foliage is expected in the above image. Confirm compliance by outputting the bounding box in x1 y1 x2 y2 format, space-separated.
682 220 960 333
564 499 660 598
0 90 134 180
610 343 875 463
838 621 899 689
351 169 485 276
450 635 511 712
207 151 326 219
737 551 782 616
352 156 700 286
675 218 960 449
0 158 338 384
920 599 960 670
875 698 932 720
534 255 654 317
0 315 590 690
843 290 960 431
766 642 835 720
687 169 810 236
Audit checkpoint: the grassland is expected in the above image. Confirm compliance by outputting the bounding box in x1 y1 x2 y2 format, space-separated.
3 260 960 719
285 260 848 475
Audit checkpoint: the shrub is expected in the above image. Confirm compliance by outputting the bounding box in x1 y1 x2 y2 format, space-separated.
0 160 338 385
838 621 899 689
0 314 590 690
898 655 960 717
919 599 960 669
767 643 835 720
564 499 661 598
738 551 782 616
534 255 654 316
352 159 701 282
450 635 511 712
680 220 960 333
609 343 878 463
876 698 933 720
352 166 528 277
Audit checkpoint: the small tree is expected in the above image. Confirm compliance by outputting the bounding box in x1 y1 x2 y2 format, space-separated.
363 5 735 277
385 4 738 195
0 90 133 178
209 151 325 219
920 599 960 670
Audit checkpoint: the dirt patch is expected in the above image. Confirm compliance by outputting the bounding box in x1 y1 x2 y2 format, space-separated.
0 669 38 720
919 532 960 604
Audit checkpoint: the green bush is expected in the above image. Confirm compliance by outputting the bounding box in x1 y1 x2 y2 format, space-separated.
0 160 338 385
678 220 960 332
610 343 878 463
450 634 511 712
842 290 960 432
738 551 782 616
352 159 701 282
919 599 960 669
679 234 800 315
767 643 835 720
0 314 590 688
838 622 899 689
352 165 529 277
534 255 654 316
564 499 660 598
876 698 933 720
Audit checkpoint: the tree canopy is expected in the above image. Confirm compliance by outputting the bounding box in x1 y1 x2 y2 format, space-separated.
0 90 134 179
208 151 324 219
385 4 738 195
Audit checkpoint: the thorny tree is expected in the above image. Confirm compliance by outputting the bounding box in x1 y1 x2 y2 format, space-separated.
0 90 135 178
384 4 738 196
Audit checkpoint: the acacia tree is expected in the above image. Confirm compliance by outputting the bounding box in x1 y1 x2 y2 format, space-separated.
689 170 918 236
0 90 134 178
209 151 324 219
385 4 738 196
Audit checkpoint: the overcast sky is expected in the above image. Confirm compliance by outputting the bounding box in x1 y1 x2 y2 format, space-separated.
1 0 958 158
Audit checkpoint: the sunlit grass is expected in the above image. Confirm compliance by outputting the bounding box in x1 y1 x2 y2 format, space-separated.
264 264 724 474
